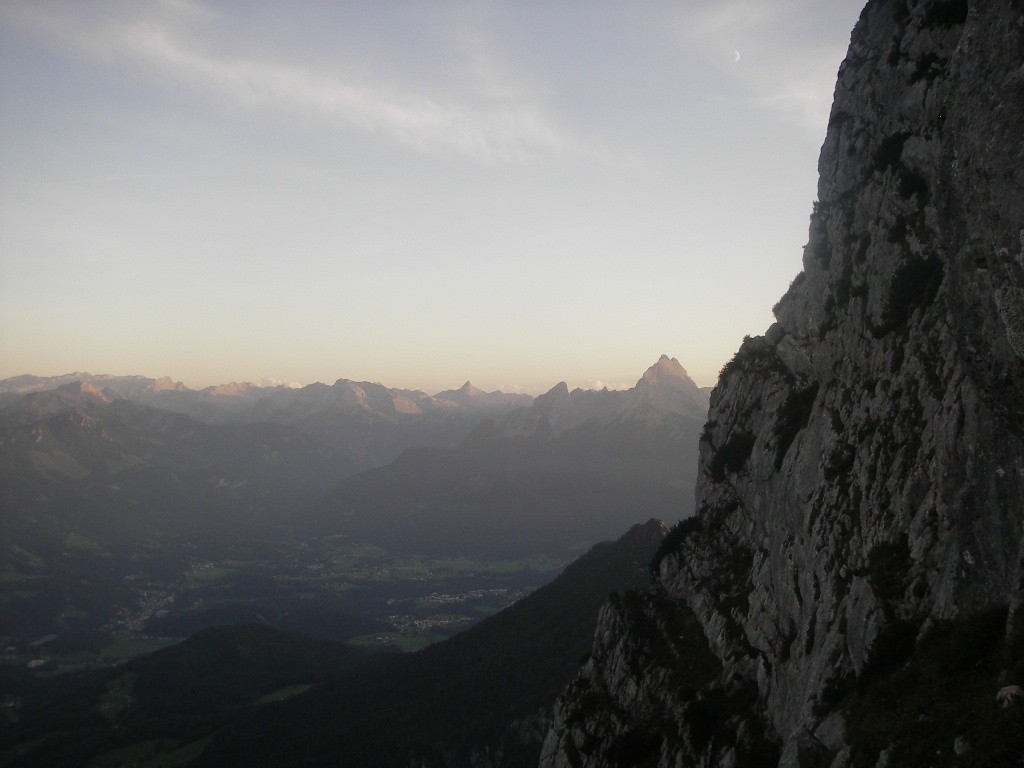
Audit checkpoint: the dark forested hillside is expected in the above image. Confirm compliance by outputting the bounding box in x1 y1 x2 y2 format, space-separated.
0 625 368 768
1 521 665 768
192 519 665 768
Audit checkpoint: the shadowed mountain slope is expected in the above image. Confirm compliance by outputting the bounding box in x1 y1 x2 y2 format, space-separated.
0 625 368 768
0 520 667 768
192 519 666 768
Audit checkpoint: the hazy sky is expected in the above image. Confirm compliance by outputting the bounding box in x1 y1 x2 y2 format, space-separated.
0 0 866 394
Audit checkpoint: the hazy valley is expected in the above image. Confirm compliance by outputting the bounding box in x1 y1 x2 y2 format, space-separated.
0 358 705 667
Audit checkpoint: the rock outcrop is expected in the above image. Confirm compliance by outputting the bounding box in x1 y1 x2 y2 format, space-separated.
541 1 1024 766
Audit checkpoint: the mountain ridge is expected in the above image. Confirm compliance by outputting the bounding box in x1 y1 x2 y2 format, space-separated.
494 355 708 439
0 372 534 423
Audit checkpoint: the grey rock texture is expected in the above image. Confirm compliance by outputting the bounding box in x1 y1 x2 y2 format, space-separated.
540 1 1024 766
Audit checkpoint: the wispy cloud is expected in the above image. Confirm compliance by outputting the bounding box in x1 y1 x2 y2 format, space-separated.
4 1 597 165
122 24 575 163
674 0 855 132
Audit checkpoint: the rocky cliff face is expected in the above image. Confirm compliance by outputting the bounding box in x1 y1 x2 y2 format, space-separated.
541 1 1024 766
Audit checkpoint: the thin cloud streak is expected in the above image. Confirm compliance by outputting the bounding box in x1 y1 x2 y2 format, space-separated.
122 25 569 164
5 2 599 165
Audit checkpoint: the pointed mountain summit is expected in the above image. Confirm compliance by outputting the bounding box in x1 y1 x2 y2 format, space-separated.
310 357 709 557
628 354 710 417
457 381 484 397
498 357 708 437
532 381 571 410
640 354 691 383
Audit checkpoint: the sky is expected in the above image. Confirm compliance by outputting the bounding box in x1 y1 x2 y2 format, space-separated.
0 0 866 394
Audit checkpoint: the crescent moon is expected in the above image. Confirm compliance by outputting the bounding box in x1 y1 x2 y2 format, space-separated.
734 50 741 63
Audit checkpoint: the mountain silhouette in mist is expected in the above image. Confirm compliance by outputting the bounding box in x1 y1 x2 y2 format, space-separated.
305 357 707 557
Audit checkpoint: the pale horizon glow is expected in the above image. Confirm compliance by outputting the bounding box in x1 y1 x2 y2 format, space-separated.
0 1 866 395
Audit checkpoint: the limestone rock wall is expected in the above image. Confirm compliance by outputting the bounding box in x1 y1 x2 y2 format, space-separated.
541 1 1024 765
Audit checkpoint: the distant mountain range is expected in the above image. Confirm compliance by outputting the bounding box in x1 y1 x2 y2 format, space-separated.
494 355 708 437
306 356 707 557
0 373 534 547
1 357 705 555
0 372 534 417
0 358 705 641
